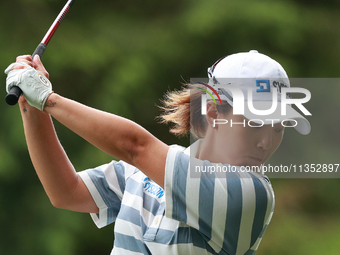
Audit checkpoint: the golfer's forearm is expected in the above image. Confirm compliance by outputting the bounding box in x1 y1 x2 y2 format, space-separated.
44 93 149 165
19 103 81 208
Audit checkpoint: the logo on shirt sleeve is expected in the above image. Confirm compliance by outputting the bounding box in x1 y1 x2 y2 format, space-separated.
142 177 164 199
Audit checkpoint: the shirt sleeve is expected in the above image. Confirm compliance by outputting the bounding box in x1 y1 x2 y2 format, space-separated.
78 160 135 228
164 146 275 255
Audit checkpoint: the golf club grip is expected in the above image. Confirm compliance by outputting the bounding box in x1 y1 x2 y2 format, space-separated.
5 43 46 106
32 43 47 58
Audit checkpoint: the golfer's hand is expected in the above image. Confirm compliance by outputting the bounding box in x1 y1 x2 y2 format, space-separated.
10 55 49 78
5 55 53 111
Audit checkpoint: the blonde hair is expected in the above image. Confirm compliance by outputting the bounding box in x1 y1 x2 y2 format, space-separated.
158 83 231 138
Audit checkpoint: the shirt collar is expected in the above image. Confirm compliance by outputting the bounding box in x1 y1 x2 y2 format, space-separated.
183 139 204 158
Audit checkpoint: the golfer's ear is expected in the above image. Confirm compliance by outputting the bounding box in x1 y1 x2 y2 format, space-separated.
206 101 218 127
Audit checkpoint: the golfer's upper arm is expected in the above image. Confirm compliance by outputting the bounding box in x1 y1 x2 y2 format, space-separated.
54 174 99 214
132 132 170 189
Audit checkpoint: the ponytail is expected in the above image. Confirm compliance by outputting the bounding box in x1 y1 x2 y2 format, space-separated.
159 83 232 138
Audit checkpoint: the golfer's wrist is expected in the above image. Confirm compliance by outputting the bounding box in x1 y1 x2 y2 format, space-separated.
19 98 38 114
44 92 58 112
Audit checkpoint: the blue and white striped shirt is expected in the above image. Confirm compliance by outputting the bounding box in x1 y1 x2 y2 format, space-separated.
79 140 275 255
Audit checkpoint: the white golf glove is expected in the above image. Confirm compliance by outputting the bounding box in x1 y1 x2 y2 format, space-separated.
5 62 53 111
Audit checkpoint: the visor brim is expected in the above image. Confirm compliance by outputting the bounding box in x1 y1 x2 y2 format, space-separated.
226 100 311 135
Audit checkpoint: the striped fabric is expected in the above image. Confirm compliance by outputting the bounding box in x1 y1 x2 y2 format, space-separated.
78 140 275 255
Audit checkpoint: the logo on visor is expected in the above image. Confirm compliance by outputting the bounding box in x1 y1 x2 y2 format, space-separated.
256 79 270 92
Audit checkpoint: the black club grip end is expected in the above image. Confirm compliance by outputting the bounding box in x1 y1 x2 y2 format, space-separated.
5 86 22 105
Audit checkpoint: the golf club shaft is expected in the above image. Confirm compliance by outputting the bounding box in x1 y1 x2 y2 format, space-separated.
5 0 76 106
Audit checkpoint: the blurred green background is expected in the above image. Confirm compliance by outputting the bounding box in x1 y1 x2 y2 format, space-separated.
1 0 339 254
